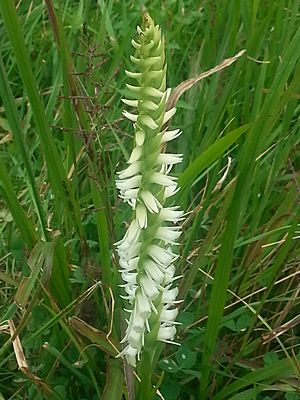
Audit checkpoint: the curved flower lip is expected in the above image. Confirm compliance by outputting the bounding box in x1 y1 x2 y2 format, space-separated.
163 108 176 125
155 226 181 243
159 207 185 222
126 83 141 93
150 172 177 187
131 38 141 49
117 161 141 179
125 70 142 79
157 153 183 165
121 98 139 107
116 175 142 191
160 129 182 143
164 186 180 199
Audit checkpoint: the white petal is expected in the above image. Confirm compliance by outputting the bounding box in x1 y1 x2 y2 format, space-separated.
121 345 138 367
117 161 141 179
161 129 181 143
119 189 139 201
165 88 172 102
144 87 164 98
131 39 141 49
136 291 151 319
148 245 176 267
126 329 142 348
164 186 180 199
128 146 142 163
157 325 176 341
116 175 142 191
140 115 158 129
144 260 165 283
141 100 159 111
136 203 147 228
162 287 179 303
121 98 139 107
131 312 145 333
164 264 176 284
126 219 140 242
160 308 178 322
163 108 176 125
150 172 177 187
140 275 160 300
135 130 145 146
136 26 143 35
125 70 142 79
156 227 181 243
123 110 138 122
140 190 161 213
126 83 141 94
121 272 137 285
130 55 141 65
122 285 137 299
159 207 184 222
127 242 141 259
157 154 183 165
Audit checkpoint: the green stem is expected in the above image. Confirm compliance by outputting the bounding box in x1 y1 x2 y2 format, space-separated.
138 347 156 400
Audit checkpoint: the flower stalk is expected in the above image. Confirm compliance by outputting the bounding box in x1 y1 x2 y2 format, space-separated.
116 13 184 369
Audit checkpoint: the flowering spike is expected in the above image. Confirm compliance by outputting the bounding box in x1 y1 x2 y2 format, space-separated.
116 13 184 367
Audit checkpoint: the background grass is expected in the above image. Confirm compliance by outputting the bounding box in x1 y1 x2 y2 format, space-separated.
0 1 300 399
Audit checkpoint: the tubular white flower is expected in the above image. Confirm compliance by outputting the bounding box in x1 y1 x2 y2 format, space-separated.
116 13 184 367
157 325 177 342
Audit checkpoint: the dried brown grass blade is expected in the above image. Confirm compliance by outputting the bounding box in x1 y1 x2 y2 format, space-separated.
166 49 246 110
8 320 52 395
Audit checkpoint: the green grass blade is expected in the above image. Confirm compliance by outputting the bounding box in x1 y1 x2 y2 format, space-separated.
0 54 49 241
0 158 36 249
179 124 249 191
215 354 300 399
0 0 80 235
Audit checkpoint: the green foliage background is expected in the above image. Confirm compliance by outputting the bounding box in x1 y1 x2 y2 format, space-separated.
0 1 299 399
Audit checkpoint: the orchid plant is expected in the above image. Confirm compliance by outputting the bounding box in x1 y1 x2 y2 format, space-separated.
116 13 184 368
